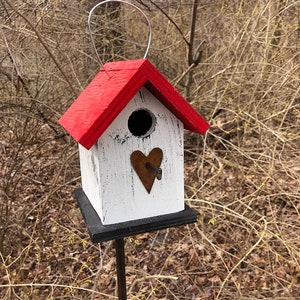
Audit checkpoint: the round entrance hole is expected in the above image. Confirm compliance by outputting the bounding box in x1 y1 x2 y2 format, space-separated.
128 109 156 137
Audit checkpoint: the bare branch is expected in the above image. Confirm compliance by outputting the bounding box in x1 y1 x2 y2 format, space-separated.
4 0 77 96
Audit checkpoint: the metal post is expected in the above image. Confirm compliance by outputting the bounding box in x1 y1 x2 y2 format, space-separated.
115 238 127 300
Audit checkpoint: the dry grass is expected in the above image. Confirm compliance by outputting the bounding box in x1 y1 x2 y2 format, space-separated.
0 0 300 299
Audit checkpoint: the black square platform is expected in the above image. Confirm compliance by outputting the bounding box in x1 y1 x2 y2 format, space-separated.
75 188 198 243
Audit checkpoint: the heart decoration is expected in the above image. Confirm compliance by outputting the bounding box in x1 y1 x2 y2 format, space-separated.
130 147 163 194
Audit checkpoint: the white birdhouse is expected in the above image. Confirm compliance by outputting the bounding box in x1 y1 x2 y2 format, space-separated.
59 59 209 225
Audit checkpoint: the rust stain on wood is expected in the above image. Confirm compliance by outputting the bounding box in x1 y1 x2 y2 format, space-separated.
130 147 163 193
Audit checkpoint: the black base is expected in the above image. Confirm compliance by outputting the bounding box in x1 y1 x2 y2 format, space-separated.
74 188 198 243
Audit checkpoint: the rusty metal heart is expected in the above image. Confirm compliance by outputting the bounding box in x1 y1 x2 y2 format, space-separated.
130 148 163 193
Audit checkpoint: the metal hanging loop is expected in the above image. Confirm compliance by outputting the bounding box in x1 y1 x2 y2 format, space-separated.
88 0 152 68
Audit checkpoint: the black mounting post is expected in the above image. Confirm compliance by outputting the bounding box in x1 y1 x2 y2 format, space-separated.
115 238 127 300
74 188 198 299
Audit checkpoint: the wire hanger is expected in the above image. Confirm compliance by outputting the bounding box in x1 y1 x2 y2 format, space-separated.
87 0 152 71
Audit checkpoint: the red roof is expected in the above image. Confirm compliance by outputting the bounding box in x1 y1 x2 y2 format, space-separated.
59 59 209 149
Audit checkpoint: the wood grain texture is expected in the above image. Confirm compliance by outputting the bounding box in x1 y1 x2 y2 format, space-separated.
79 87 184 225
130 147 163 194
59 59 209 150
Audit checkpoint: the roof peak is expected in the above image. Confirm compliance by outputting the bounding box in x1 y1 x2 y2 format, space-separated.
59 59 209 149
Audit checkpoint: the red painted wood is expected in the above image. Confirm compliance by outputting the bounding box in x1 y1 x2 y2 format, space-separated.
59 59 209 149
140 61 209 134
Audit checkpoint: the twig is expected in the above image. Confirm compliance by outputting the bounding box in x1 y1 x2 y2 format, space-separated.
91 241 113 300
0 283 117 299
4 0 77 96
216 217 267 299
136 0 189 45
188 0 200 66
1 29 59 135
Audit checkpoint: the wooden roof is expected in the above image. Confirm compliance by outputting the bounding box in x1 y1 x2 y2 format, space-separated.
59 59 209 149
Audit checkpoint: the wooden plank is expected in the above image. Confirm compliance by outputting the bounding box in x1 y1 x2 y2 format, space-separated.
80 87 185 225
75 188 198 243
59 65 147 149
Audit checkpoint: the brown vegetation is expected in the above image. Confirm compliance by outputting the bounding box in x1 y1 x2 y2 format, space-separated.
1 0 299 299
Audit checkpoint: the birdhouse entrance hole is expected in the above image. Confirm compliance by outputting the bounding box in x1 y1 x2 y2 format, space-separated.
128 109 156 137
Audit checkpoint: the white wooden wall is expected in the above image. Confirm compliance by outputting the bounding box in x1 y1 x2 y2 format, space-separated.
79 87 184 225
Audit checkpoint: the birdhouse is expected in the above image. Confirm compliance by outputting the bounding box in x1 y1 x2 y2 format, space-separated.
59 59 209 225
